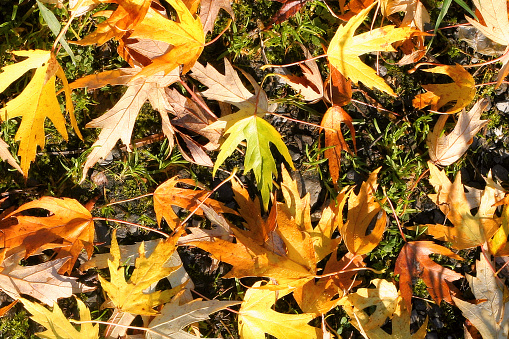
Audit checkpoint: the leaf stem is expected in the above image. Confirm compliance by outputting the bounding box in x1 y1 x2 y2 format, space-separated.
70 320 172 339
204 19 232 47
52 0 85 52
93 217 169 238
103 193 154 207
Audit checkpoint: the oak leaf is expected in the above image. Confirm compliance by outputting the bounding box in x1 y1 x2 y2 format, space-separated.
327 3 423 95
427 98 489 166
424 162 504 250
20 297 99 339
146 297 240 339
0 50 81 175
0 257 93 306
341 168 387 255
452 254 509 339
412 64 476 114
238 281 322 339
321 105 355 183
341 279 428 338
4 197 95 274
466 0 509 87
394 241 463 306
99 230 183 315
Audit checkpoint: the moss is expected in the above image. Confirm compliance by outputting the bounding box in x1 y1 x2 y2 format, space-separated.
0 309 37 339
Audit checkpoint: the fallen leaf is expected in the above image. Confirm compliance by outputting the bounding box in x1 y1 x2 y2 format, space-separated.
99 230 183 315
341 168 387 255
4 196 95 274
412 64 476 113
327 3 423 95
238 281 322 339
341 279 428 338
427 98 489 166
0 257 93 306
394 241 463 306
321 105 355 183
452 254 509 339
213 115 294 210
129 1 204 78
200 0 234 35
20 297 99 339
0 138 22 173
423 162 504 250
266 0 311 28
0 50 81 175
466 0 509 87
153 176 237 229
146 297 239 339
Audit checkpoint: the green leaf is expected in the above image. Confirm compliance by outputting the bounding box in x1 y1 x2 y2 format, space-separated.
213 116 294 210
36 0 76 64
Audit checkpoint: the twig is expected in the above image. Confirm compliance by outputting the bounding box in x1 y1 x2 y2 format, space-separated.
93 217 169 238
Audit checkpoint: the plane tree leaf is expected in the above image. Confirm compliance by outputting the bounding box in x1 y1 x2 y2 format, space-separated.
213 115 294 210
412 64 476 114
423 162 504 250
99 229 183 315
20 297 99 339
4 197 95 274
0 50 81 175
427 98 489 166
341 167 387 255
146 297 239 339
238 281 322 339
452 254 509 339
200 0 234 35
327 3 423 95
394 241 463 306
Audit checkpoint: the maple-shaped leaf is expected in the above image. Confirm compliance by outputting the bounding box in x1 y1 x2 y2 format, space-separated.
341 168 387 255
341 279 428 338
4 197 95 274
272 44 324 103
394 241 463 306
0 257 93 306
146 297 239 339
321 105 355 183
238 281 322 339
424 162 504 250
0 50 81 175
21 297 99 339
72 0 151 46
214 115 294 210
427 98 489 166
128 1 205 78
200 0 234 35
327 3 423 95
489 196 509 255
466 0 509 87
99 229 183 315
412 64 476 113
452 254 509 339
153 176 237 229
70 68 180 179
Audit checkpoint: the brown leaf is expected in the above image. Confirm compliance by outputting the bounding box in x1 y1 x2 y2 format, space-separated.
200 0 234 35
324 65 352 106
267 1 311 28
394 241 463 306
427 98 489 166
321 106 355 183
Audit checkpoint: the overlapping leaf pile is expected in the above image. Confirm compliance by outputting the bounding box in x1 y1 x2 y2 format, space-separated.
1 0 509 338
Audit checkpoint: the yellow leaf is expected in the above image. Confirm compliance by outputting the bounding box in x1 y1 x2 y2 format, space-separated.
341 167 386 255
20 297 99 339
99 229 183 315
412 64 476 113
0 50 81 176
129 1 204 78
327 3 422 95
238 281 322 339
424 162 504 250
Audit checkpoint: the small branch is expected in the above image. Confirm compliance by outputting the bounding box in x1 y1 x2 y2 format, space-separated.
93 217 169 238
104 193 154 207
260 54 328 70
204 19 232 47
383 187 407 242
